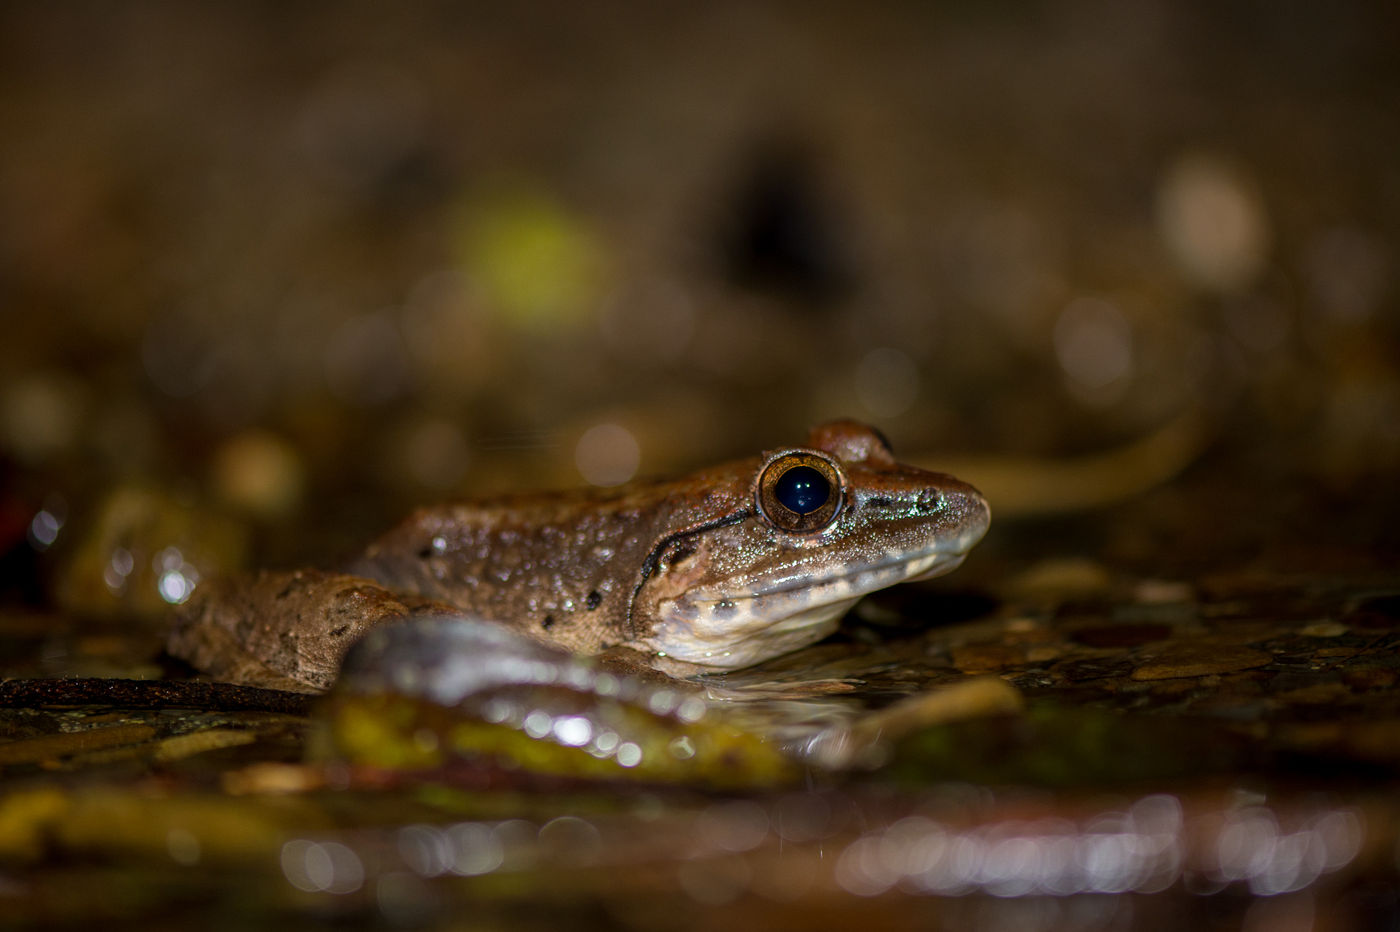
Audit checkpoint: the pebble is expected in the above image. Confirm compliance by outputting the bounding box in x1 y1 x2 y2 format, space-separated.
1133 579 1194 604
950 644 1026 674
1344 668 1398 690
1130 645 1273 681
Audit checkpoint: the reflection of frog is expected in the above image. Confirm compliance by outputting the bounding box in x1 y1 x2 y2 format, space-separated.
168 420 989 693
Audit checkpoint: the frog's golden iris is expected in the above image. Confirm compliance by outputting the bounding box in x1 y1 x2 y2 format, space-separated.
755 451 844 533
775 466 828 513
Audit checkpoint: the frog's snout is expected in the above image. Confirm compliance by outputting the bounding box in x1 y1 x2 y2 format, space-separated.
963 484 992 535
933 478 991 554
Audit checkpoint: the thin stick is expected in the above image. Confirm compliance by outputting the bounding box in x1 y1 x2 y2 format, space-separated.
0 677 314 716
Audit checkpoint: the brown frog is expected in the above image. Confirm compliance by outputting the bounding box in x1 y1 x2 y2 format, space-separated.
168 420 989 693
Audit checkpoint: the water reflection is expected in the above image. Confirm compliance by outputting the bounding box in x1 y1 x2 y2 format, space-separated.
102 547 134 595
277 793 1366 908
27 503 64 551
1207 806 1362 896
832 795 1362 900
280 839 365 895
153 546 200 605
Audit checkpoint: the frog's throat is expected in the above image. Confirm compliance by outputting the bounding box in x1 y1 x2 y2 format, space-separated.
645 546 971 672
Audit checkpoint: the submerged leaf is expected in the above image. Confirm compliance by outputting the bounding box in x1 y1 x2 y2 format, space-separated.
315 617 795 788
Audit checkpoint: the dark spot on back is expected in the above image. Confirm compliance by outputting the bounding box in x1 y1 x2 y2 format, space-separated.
866 496 895 510
541 614 555 631
586 590 602 610
330 624 350 638
417 546 432 559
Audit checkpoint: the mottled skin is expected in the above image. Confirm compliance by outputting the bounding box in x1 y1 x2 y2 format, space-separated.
343 481 730 659
349 420 988 673
169 420 989 690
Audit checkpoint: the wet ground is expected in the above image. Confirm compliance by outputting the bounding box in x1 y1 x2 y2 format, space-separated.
2 1 1399 929
3 466 1399 930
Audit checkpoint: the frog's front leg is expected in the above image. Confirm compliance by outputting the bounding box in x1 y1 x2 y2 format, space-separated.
588 645 695 687
166 568 461 694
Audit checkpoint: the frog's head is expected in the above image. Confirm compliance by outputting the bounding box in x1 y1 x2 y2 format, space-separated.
631 420 990 673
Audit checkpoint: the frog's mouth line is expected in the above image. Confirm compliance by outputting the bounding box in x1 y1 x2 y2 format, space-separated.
695 516 988 606
716 547 970 603
646 545 974 671
631 494 989 670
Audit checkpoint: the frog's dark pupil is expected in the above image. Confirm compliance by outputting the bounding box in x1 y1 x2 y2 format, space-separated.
774 465 829 515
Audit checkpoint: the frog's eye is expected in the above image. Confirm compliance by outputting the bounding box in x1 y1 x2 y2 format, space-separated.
756 452 843 533
775 465 828 513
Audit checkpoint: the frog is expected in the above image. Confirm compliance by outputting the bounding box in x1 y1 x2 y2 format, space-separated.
167 420 989 694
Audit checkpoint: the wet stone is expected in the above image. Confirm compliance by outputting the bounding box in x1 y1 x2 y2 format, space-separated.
1130 645 1273 681
1200 621 1284 646
1344 667 1400 691
1301 621 1349 638
949 644 1027 674
1024 645 1064 664
1268 669 1334 693
1141 677 1202 700
1276 682 1354 706
1132 579 1194 604
1070 623 1172 649
1046 655 1138 685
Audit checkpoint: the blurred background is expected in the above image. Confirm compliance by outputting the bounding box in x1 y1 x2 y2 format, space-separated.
1 1 1397 619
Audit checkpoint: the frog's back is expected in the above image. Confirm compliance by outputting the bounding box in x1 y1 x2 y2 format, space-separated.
347 486 679 654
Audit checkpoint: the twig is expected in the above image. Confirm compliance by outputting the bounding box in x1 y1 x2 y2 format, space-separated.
0 677 314 716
